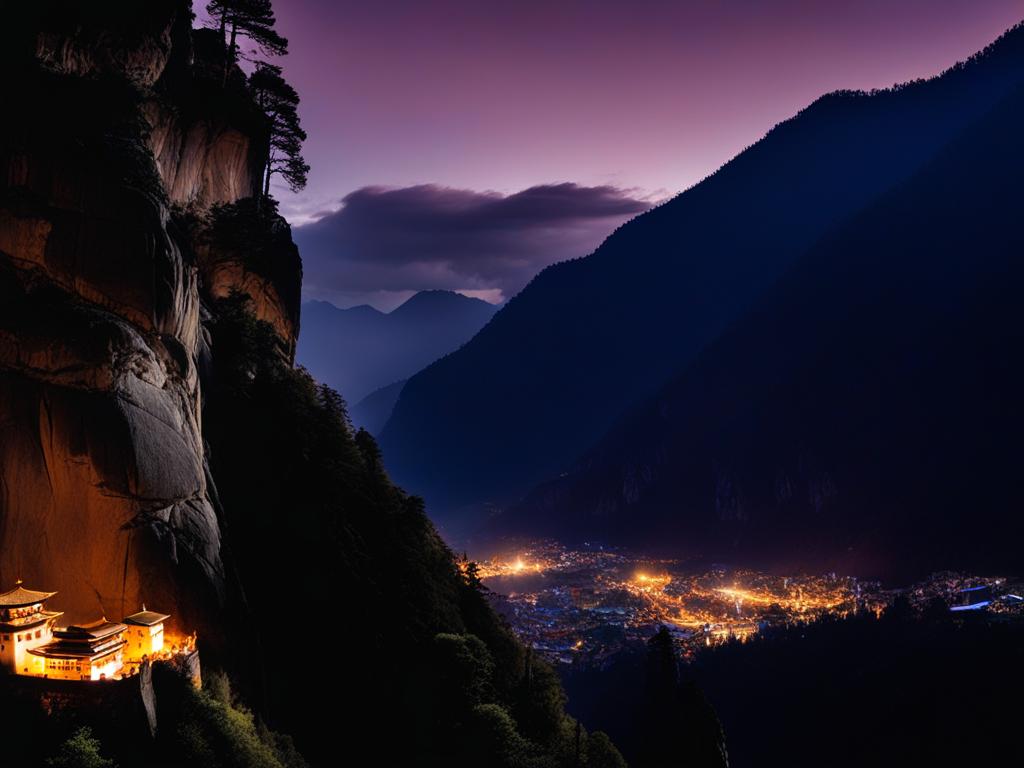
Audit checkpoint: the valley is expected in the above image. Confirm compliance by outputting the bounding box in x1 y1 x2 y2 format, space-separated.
475 541 1023 667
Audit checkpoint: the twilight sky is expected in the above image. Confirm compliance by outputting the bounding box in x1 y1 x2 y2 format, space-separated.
222 0 1024 309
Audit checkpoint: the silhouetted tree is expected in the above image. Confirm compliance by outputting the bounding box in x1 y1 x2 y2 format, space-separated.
46 727 115 768
678 681 729 768
249 62 309 201
432 633 496 712
207 0 288 81
317 383 351 432
464 704 538 767
586 731 627 768
459 556 487 593
354 427 385 475
641 627 679 765
640 627 728 767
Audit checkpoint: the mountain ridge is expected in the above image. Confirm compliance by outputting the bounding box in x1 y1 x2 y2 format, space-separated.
297 289 497 407
506 70 1024 578
379 21 1024 526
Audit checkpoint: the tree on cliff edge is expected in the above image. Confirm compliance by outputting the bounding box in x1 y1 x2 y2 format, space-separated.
207 0 288 81
249 62 309 201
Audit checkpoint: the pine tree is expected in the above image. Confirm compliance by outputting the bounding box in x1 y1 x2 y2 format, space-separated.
642 626 680 766
46 727 115 768
642 626 730 768
249 62 309 200
207 0 288 80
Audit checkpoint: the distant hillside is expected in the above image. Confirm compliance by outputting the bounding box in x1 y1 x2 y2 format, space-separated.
351 379 405 435
379 22 1024 525
296 290 497 405
509 66 1024 579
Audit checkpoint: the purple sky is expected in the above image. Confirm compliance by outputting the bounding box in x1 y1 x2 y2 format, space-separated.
206 1 1024 309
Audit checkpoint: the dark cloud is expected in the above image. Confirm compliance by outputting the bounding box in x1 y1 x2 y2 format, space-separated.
293 183 650 309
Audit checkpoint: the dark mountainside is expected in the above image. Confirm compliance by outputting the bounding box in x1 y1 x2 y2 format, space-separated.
379 24 1024 529
565 605 1024 767
0 4 630 766
509 49 1024 579
350 377 406 435
296 289 497 406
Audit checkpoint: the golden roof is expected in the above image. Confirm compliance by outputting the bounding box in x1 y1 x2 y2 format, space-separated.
0 585 56 607
55 619 128 641
124 609 170 626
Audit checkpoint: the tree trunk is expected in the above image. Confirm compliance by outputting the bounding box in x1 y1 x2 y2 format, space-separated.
260 156 272 210
222 21 238 86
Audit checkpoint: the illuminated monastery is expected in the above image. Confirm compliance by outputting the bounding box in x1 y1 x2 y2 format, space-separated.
0 583 63 675
31 619 129 680
0 583 173 681
124 607 171 659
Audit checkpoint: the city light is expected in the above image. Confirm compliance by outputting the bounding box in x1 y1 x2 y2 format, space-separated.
470 542 1020 666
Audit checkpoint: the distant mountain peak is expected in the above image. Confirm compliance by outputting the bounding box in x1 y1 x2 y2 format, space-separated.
296 288 499 406
391 289 495 315
304 299 385 317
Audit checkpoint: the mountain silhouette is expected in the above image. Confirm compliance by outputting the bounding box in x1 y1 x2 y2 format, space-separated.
297 290 497 407
379 23 1024 528
351 379 406 435
507 52 1024 578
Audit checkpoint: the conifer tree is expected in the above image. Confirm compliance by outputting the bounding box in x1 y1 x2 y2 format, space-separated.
249 62 309 201
207 0 288 80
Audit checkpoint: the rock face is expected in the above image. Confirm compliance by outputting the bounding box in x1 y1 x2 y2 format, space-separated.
0 3 299 635
31 3 177 87
143 29 269 212
193 205 302 359
145 101 265 211
144 99 264 214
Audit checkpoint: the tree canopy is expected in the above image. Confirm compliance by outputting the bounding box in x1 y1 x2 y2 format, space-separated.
207 0 288 71
249 61 309 197
46 728 116 768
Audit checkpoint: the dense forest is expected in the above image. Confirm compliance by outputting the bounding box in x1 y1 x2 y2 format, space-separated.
202 286 627 765
565 605 1024 767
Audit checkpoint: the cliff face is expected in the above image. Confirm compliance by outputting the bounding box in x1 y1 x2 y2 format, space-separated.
192 202 302 360
145 102 264 210
142 26 270 213
0 3 299 632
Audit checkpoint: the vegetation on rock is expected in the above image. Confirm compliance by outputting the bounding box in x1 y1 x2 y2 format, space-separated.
202 293 621 765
